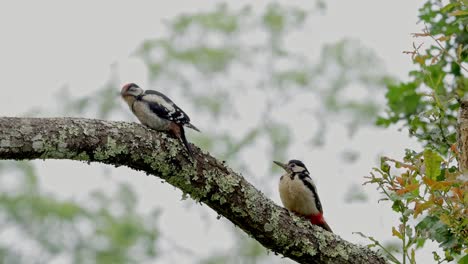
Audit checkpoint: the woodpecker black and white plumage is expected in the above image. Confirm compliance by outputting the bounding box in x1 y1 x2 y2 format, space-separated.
274 160 332 232
120 83 200 156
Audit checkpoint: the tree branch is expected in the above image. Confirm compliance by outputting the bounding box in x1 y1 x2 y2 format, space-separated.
0 117 385 264
458 100 468 172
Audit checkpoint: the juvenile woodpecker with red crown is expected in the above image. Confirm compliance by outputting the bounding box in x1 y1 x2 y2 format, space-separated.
120 83 200 156
274 159 332 232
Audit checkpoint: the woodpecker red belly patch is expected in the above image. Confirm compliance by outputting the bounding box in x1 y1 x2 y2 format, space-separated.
309 213 324 225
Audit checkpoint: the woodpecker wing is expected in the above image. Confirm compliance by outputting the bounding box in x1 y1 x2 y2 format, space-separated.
141 90 191 125
298 173 323 214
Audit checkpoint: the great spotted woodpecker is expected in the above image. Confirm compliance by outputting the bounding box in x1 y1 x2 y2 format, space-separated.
274 160 332 232
120 83 200 156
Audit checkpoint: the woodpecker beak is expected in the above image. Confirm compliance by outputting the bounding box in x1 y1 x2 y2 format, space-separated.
273 161 288 171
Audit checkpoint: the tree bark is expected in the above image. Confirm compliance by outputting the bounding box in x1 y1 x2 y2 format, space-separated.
0 117 386 264
458 100 468 173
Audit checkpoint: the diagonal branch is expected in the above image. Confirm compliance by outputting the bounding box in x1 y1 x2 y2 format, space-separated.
0 117 386 264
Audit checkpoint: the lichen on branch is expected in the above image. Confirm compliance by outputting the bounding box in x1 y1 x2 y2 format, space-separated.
0 117 385 264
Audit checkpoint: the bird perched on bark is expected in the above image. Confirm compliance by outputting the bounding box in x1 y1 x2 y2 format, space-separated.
274 159 332 232
120 83 200 156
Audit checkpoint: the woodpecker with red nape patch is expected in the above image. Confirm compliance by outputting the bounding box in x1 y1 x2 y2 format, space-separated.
274 160 332 232
120 83 200 156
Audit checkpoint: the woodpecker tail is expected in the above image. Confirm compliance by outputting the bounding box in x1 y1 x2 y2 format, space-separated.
318 221 333 233
179 126 194 157
186 123 201 132
310 213 333 233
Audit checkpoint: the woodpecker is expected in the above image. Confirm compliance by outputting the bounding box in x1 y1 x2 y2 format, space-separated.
120 83 200 156
274 160 332 232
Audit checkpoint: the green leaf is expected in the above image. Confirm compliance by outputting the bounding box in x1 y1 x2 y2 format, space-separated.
386 82 422 115
392 226 403 239
458 254 468 264
423 149 443 180
449 10 468 17
440 2 458 13
392 200 404 212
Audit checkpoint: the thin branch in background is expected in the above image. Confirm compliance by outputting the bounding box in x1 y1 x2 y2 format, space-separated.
409 26 468 73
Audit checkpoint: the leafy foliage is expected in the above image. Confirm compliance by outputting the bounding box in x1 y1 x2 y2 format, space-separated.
365 149 467 263
376 0 467 154
367 1 468 263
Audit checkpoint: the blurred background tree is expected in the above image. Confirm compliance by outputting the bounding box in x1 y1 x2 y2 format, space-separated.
1 0 465 263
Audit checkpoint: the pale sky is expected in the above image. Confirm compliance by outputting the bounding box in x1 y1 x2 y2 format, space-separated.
0 1 443 263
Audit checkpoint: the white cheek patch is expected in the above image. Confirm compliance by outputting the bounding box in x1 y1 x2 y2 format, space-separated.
131 89 144 97
291 166 306 173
